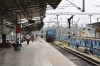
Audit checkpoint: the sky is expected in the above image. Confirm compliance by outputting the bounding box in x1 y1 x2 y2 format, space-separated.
43 0 100 27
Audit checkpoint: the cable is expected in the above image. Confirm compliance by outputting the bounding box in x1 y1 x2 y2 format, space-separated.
45 0 67 23
60 0 76 12
66 0 83 12
45 1 67 28
86 2 100 11
81 17 89 23
46 0 75 21
79 1 100 26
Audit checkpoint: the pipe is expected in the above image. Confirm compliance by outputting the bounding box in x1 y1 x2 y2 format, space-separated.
16 0 27 18
20 13 21 44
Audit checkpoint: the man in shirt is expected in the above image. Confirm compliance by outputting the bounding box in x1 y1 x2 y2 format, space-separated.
25 33 31 44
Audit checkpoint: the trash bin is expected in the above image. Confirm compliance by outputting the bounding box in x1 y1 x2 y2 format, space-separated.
14 46 21 51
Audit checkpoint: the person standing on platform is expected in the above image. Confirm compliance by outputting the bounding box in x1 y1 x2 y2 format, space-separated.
31 34 34 42
25 33 31 44
36 34 38 37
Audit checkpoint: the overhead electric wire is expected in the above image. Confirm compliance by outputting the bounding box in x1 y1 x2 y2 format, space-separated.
45 0 67 23
45 0 75 22
79 1 100 25
66 0 83 12
86 2 100 11
46 0 100 27
45 0 77 28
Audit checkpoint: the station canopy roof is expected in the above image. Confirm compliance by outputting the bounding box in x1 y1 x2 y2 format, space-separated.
88 22 100 27
0 0 61 31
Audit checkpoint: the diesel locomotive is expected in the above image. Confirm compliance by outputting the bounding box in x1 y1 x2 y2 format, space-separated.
46 29 56 42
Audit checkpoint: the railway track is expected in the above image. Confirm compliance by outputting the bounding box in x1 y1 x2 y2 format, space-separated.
49 42 100 66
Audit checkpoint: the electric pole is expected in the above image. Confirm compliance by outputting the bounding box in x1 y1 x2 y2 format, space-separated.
89 15 92 24
56 15 59 36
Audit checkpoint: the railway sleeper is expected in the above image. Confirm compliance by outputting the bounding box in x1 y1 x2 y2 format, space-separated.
54 43 100 66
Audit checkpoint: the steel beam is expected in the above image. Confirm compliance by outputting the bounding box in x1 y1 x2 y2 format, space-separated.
46 12 100 15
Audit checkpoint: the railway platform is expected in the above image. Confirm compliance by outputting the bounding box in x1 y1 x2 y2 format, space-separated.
1 37 77 66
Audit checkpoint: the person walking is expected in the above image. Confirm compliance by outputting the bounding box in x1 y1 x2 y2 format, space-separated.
31 34 34 42
25 33 31 44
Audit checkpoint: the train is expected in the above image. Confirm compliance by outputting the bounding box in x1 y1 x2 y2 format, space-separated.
46 29 56 42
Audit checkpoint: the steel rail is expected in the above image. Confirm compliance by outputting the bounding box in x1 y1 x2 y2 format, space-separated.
53 42 100 66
